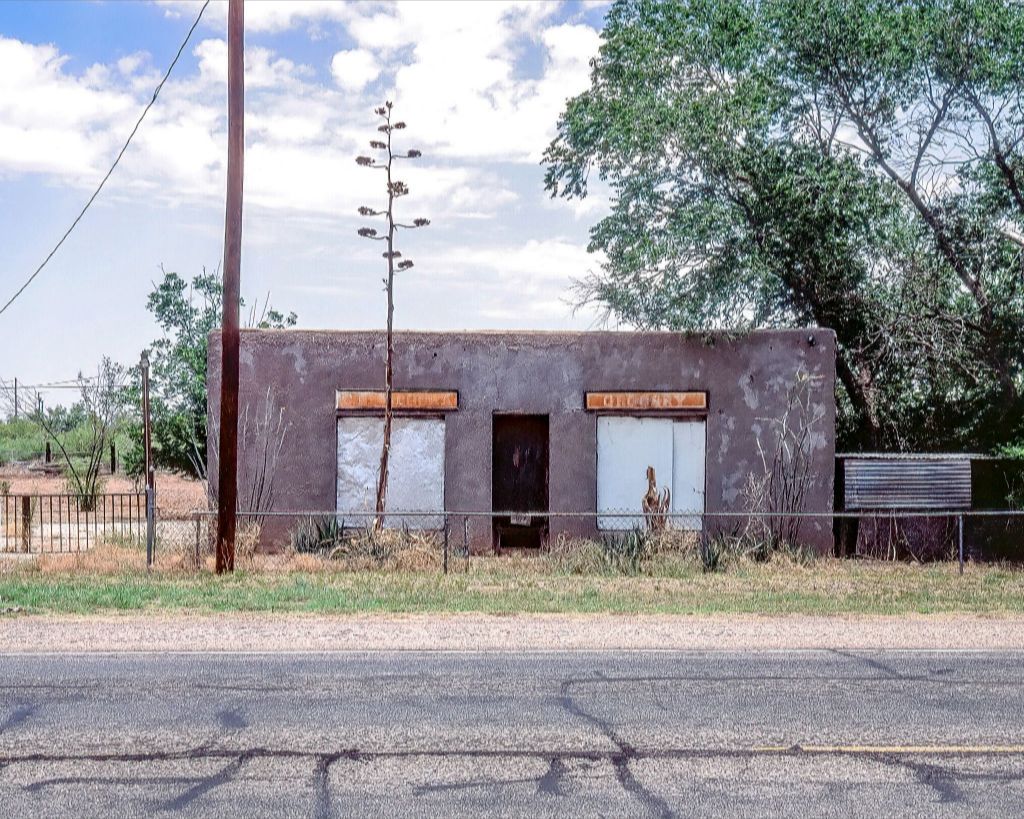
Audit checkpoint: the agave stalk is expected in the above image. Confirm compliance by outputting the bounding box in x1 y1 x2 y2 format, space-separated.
355 102 429 530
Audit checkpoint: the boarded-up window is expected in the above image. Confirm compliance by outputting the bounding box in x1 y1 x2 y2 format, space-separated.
336 417 445 528
597 417 706 530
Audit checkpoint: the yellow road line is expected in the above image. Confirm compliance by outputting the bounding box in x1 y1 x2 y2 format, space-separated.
752 745 1024 754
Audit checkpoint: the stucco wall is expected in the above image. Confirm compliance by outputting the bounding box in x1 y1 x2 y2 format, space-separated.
207 329 837 552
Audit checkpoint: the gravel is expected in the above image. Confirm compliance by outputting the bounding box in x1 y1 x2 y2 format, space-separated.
3 612 1024 653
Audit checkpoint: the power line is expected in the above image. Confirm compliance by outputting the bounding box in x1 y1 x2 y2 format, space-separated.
0 0 211 318
1 377 99 387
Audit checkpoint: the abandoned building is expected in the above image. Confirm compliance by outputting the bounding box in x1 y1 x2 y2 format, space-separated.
207 329 837 553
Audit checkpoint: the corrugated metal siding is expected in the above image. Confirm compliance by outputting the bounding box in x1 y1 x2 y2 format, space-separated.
844 458 972 510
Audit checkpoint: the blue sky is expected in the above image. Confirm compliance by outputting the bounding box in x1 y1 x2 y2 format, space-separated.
0 0 611 403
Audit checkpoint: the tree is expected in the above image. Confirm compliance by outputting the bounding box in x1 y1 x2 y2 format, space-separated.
27 359 125 509
130 267 296 479
355 102 430 527
544 0 1024 452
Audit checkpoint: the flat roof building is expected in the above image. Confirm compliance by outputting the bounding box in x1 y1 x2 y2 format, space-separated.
208 328 837 553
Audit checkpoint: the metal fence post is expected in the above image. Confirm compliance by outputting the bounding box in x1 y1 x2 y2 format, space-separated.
958 513 964 575
146 486 155 569
21 496 31 553
443 515 449 575
194 514 202 571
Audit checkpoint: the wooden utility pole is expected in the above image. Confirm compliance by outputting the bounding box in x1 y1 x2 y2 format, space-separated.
216 0 244 574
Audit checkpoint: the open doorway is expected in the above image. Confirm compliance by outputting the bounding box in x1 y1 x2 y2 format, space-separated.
492 414 549 550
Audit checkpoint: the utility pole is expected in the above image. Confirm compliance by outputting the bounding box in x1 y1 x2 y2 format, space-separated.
12 378 17 419
216 0 244 574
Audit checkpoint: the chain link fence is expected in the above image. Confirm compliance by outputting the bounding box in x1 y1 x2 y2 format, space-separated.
139 507 1024 574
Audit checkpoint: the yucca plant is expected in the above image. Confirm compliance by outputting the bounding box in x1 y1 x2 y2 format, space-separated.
600 526 651 575
290 515 345 555
698 537 725 573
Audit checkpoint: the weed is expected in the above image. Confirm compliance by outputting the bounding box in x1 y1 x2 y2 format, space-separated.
699 537 726 573
599 527 652 575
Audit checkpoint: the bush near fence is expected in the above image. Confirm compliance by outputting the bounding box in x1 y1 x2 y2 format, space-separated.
139 508 1024 575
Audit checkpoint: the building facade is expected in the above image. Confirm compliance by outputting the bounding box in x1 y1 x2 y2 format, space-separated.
207 329 837 552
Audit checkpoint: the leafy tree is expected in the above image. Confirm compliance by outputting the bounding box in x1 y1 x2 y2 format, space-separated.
356 102 430 527
544 0 1024 451
28 359 126 509
128 267 296 479
43 402 89 434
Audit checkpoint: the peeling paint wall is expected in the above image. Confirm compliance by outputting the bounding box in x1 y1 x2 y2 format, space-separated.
596 417 706 531
336 417 445 528
208 328 837 552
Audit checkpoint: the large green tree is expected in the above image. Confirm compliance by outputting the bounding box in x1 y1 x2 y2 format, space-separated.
129 268 296 478
544 0 1024 451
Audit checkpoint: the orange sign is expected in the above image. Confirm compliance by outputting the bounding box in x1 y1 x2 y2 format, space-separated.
336 390 458 412
585 391 706 412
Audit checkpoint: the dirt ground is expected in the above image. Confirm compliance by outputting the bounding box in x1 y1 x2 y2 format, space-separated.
0 464 206 517
2 613 1024 653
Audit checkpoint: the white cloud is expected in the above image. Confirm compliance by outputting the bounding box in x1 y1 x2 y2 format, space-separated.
342 3 601 162
193 38 312 89
0 37 134 177
330 49 379 92
116 52 147 76
430 237 602 285
1 5 604 292
155 0 357 33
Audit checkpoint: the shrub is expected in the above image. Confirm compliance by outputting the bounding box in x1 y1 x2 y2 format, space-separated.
600 527 652 575
698 537 726 573
290 516 345 555
65 474 105 513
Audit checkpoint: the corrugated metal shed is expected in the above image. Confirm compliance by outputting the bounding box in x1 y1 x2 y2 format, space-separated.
841 456 972 510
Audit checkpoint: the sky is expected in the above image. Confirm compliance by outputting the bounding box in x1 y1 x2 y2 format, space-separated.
0 0 612 405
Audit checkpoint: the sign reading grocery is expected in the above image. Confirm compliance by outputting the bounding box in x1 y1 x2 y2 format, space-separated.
585 391 707 412
336 390 459 412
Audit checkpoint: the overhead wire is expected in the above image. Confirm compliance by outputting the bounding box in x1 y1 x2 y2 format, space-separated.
0 0 211 318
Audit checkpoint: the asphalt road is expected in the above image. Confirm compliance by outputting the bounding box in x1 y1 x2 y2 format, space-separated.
1 650 1023 817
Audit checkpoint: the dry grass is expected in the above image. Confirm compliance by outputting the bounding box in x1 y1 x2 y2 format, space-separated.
3 528 1023 617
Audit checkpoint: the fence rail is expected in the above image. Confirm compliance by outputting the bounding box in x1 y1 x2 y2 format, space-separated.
0 492 146 553
170 507 1024 570
3 499 1022 569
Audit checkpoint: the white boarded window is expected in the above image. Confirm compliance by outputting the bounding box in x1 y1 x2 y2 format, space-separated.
597 417 706 530
337 417 445 528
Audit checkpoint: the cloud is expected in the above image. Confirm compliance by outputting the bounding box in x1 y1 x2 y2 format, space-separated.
0 37 134 178
346 3 601 162
193 38 312 89
330 49 380 91
155 0 357 33
429 237 603 285
0 2 604 268
116 52 147 77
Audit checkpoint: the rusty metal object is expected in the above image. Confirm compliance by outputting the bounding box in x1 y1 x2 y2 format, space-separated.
336 390 458 412
585 391 706 412
642 465 670 531
842 455 971 510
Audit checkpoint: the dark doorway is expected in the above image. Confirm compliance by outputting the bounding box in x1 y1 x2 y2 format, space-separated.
492 414 549 550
